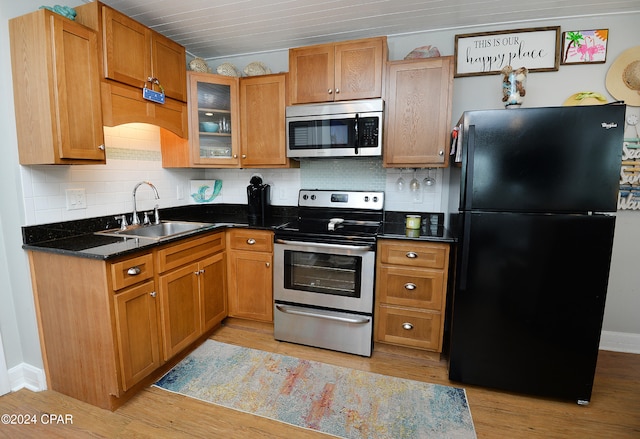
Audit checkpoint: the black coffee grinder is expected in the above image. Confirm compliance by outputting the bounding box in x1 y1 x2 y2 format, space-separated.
247 175 271 225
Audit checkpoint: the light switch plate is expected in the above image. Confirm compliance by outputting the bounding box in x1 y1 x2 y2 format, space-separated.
65 188 87 210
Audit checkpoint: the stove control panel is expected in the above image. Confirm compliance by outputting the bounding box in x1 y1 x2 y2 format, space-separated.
298 190 384 210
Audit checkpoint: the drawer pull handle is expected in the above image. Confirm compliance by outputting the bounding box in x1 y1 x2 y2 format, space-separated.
247 238 256 245
127 266 141 276
406 252 418 259
404 283 416 291
402 322 414 330
150 291 157 298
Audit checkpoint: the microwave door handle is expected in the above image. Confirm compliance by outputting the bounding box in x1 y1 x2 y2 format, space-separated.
354 113 359 154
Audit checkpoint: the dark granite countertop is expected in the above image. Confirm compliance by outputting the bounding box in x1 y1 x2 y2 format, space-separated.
379 211 456 243
22 204 297 260
22 204 456 260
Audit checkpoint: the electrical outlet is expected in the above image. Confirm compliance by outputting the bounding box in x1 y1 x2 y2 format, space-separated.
65 188 87 210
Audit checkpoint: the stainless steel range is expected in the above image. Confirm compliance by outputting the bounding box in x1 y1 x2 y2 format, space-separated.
273 189 384 357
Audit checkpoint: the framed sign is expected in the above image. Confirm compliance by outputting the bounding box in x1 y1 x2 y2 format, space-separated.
561 29 608 64
454 26 561 77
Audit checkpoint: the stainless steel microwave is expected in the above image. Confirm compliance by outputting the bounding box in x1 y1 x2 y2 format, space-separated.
285 99 383 158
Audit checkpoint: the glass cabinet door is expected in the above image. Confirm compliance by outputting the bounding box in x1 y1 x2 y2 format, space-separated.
188 72 239 166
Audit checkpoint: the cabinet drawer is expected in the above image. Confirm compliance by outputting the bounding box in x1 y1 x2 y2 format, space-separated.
376 305 442 351
110 253 154 291
377 266 444 310
156 232 225 273
228 229 273 252
378 240 448 269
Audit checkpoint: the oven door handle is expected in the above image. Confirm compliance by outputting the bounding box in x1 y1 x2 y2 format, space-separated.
275 239 374 252
275 304 371 324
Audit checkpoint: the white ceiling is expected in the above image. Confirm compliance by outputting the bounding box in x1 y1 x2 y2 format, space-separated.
93 0 640 60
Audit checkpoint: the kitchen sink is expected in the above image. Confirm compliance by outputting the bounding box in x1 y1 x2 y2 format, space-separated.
95 221 217 241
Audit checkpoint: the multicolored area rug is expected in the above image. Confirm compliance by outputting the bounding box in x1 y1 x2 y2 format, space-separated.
154 340 476 438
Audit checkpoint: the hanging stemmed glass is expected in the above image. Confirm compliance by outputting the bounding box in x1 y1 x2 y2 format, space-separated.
423 168 436 186
409 169 420 192
396 168 406 192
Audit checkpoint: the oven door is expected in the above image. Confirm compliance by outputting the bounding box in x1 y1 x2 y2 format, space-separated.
273 240 375 314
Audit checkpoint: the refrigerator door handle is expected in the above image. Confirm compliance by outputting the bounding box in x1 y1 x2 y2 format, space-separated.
463 125 476 211
459 216 472 291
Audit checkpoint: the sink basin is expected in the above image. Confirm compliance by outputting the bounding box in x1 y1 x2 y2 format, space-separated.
95 221 216 241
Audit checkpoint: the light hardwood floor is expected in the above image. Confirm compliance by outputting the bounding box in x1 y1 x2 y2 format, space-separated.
1 318 639 438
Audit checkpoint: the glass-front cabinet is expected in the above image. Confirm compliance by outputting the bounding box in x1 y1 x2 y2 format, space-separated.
188 72 240 167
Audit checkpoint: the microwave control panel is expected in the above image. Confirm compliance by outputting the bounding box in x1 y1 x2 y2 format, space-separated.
359 117 379 147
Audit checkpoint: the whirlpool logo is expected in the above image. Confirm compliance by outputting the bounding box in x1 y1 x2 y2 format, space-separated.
601 122 619 129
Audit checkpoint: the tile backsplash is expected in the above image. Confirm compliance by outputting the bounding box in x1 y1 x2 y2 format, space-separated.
20 124 448 225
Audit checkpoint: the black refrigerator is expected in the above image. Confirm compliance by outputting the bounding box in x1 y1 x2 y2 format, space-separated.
448 104 626 404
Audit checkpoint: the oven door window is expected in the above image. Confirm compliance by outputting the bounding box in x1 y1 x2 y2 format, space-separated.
283 250 361 298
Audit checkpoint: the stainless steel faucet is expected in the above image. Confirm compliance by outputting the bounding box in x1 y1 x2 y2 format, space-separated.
132 181 160 225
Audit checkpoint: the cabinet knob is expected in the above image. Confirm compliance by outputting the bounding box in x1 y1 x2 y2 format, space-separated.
402 322 414 330
439 150 444 156
98 144 105 151
233 154 238 158
266 262 270 268
406 252 418 259
150 291 157 298
242 154 247 159
404 282 417 291
247 238 256 245
127 266 141 276
335 88 340 94
328 89 333 94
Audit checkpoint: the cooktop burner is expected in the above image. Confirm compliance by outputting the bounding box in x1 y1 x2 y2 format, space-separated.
275 189 384 243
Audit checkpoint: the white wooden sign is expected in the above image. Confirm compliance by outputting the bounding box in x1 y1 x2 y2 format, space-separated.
454 27 560 77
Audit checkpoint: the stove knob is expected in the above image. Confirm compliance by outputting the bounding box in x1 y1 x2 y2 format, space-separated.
311 195 316 200
364 196 370 202
302 194 308 200
373 196 378 203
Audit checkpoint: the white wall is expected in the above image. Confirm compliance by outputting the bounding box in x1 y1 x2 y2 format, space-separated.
0 0 638 391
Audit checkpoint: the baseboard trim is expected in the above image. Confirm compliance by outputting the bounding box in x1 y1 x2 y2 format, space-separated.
8 363 46 392
599 331 640 354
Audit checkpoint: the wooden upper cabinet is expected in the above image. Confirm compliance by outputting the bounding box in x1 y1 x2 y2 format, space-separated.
240 73 290 167
75 1 188 138
289 36 387 104
334 38 386 101
102 6 150 90
383 57 454 168
162 72 296 169
152 33 188 103
100 5 187 102
9 9 105 164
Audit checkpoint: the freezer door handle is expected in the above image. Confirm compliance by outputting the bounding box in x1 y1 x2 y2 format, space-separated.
459 216 472 291
275 304 371 324
462 125 476 211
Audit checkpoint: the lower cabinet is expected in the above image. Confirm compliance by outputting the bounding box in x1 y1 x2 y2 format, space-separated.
374 239 450 353
227 229 274 322
157 232 226 360
113 280 161 391
27 230 226 410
